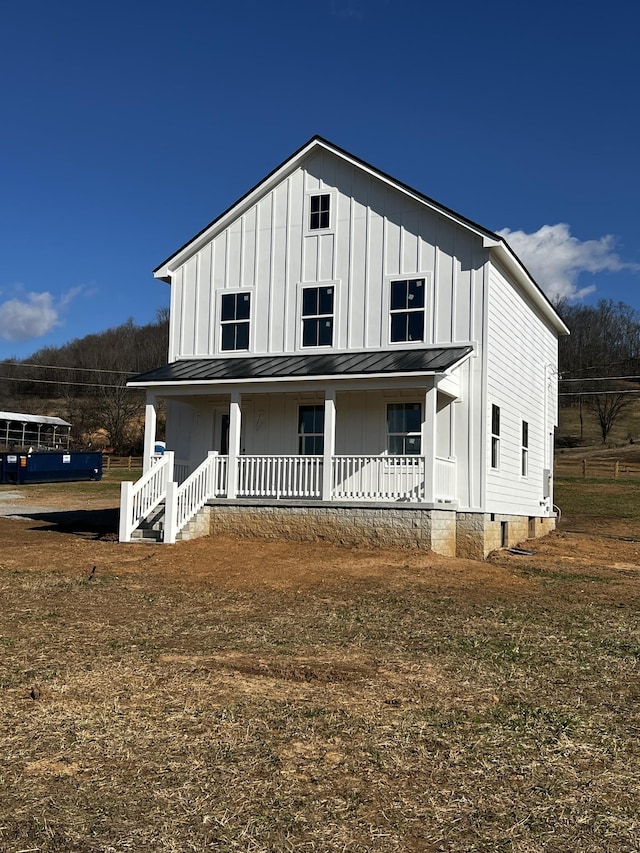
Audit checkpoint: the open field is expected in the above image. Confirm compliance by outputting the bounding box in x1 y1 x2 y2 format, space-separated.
0 475 639 851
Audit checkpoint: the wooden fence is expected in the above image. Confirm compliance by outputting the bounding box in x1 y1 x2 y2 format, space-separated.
102 455 143 471
554 457 640 479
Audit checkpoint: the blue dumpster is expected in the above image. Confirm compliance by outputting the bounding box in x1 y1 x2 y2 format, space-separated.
0 451 103 485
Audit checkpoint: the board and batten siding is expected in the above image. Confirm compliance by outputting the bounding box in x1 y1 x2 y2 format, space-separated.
484 264 558 516
167 149 484 361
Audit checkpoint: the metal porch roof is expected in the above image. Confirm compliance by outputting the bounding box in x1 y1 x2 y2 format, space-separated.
129 346 473 386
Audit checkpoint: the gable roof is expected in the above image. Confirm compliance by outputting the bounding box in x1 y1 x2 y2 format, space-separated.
153 136 568 336
128 346 473 388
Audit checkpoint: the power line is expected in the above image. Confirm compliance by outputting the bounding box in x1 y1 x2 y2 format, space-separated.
0 376 127 389
559 389 640 397
560 375 640 383
0 360 136 376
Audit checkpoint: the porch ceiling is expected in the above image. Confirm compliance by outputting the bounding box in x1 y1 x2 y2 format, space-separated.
128 346 473 387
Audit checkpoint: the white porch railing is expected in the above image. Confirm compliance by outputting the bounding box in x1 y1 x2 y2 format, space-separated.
237 455 322 499
119 451 174 542
164 452 227 543
121 452 457 544
332 455 426 501
435 456 456 502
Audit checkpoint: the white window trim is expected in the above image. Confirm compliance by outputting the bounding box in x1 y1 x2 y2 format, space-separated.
304 189 337 236
490 404 500 470
216 288 255 354
386 401 423 456
521 419 529 478
383 272 433 348
295 280 340 351
298 403 325 455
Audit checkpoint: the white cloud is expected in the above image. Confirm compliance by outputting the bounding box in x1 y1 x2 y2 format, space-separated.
497 223 638 302
0 287 83 343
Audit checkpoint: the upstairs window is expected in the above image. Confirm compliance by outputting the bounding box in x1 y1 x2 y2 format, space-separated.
390 278 425 343
309 194 330 230
491 404 500 469
521 420 529 477
302 285 334 347
298 405 324 454
387 403 422 455
221 292 251 351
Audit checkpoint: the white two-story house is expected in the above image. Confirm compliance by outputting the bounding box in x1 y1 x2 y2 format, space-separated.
120 136 568 558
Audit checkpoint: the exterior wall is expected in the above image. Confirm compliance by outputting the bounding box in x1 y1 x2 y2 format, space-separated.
204 503 555 559
484 264 558 517
168 148 485 362
167 386 457 460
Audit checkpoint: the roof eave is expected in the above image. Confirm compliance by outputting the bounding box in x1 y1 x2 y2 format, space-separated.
489 241 570 336
153 136 497 281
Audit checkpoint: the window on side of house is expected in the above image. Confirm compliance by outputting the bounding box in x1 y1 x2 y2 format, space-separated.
521 420 529 477
302 285 334 348
309 193 331 230
491 404 500 469
221 292 251 351
390 278 425 343
298 405 324 455
387 403 422 455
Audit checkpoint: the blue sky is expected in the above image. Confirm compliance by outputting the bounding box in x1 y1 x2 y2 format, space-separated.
1 0 639 360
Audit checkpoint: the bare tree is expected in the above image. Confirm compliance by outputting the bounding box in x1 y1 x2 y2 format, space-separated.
588 391 635 444
557 299 640 443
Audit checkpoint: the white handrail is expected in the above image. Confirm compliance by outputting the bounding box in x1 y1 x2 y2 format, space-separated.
119 451 174 542
165 452 224 544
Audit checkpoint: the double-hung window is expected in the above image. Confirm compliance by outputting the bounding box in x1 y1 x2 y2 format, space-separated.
302 286 334 347
521 420 529 477
390 278 425 343
309 194 330 230
491 404 500 469
387 403 422 455
298 405 324 455
221 292 250 351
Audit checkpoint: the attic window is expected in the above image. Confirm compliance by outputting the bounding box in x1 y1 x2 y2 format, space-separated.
221 292 250 351
309 194 330 230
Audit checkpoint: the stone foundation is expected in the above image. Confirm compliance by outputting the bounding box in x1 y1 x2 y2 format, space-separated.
205 502 556 559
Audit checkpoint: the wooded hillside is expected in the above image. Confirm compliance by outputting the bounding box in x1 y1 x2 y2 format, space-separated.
0 310 169 454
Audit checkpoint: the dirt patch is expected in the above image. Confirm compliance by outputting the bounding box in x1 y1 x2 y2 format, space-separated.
1 485 639 852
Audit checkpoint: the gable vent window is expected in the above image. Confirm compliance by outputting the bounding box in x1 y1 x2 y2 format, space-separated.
221 292 251 351
390 278 425 343
309 194 330 230
302 286 334 348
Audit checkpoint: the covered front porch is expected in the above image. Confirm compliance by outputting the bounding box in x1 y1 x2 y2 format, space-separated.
120 346 472 543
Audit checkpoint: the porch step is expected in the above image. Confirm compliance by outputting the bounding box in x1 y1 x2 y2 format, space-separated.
175 505 210 541
130 528 163 543
130 503 165 544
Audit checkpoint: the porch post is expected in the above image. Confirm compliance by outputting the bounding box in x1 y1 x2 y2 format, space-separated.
142 392 157 474
227 391 242 499
422 383 437 503
322 389 336 501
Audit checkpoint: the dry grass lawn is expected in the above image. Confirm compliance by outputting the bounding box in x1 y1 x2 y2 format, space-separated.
0 478 638 851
